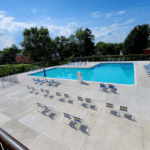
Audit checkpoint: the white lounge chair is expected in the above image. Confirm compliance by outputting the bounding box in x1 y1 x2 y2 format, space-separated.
64 94 74 104
51 80 60 87
37 103 44 112
63 113 73 125
108 84 117 92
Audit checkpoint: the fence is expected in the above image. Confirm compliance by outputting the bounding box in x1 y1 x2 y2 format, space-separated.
67 55 150 62
0 76 19 89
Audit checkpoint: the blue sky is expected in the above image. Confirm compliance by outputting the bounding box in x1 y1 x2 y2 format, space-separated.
0 0 150 50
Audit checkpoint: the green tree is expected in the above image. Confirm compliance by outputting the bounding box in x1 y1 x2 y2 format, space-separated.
55 36 70 59
106 43 115 55
2 44 19 63
95 42 108 55
20 26 53 62
68 34 78 57
82 28 95 56
122 24 150 55
74 27 84 57
113 43 124 55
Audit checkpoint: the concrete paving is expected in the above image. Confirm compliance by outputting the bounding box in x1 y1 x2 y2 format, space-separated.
0 61 150 150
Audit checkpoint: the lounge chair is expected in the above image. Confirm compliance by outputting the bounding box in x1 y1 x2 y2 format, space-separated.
144 66 150 71
108 59 110 61
84 63 86 66
77 96 84 105
27 86 31 89
73 116 84 130
64 94 74 104
112 59 114 61
146 70 150 77
51 80 60 87
45 90 50 97
37 78 45 84
77 63 79 65
1 78 5 82
45 79 53 86
80 63 82 65
73 63 75 65
119 106 135 120
108 84 117 92
43 106 55 117
147 73 150 77
34 68 37 70
87 58 89 63
75 58 77 62
30 87 38 94
118 59 120 61
105 103 117 113
83 98 93 108
85 98 97 110
99 83 107 91
32 78 40 84
56 92 63 101
40 89 46 96
73 116 89 132
68 63 70 65
122 59 124 61
30 68 34 71
63 113 73 124
37 103 44 112
38 66 41 69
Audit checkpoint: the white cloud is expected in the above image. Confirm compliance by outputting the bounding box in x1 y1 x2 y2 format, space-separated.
33 8 37 14
0 13 36 50
0 11 79 49
92 23 118 39
47 18 50 20
106 13 112 18
42 22 78 37
114 20 118 22
67 22 77 28
91 11 99 18
120 19 135 25
91 23 132 44
0 11 6 14
0 14 35 32
0 36 15 50
0 14 4 18
118 11 125 14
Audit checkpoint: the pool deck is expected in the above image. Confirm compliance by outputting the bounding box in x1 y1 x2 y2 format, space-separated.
0 61 150 150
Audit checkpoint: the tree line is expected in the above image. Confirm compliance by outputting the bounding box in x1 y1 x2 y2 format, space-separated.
1 23 150 63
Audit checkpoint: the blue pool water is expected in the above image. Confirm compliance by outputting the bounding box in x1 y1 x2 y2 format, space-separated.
29 63 135 85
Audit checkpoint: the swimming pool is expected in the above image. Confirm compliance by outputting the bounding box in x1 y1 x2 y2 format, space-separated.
29 63 135 85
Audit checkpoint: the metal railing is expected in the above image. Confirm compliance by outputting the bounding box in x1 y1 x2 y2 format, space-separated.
0 76 19 89
0 128 29 150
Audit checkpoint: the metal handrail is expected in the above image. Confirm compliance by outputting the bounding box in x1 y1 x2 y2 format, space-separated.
0 128 29 150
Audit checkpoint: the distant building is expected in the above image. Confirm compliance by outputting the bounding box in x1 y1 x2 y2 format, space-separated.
16 50 34 63
141 47 150 55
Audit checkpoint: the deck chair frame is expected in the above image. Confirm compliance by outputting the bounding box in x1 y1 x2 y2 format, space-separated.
63 113 73 125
